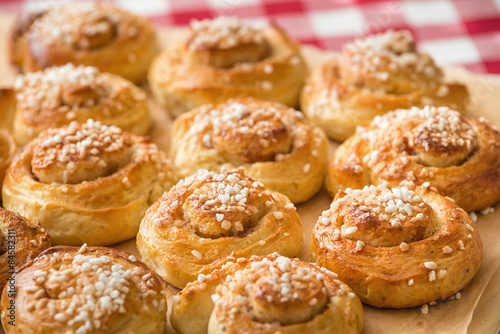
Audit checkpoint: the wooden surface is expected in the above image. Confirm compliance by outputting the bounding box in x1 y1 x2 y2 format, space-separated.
0 13 499 334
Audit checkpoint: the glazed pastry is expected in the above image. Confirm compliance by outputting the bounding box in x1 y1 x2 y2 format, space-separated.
1 245 167 333
0 208 50 292
171 98 328 203
10 2 157 83
137 169 303 288
2 120 176 246
149 16 308 117
327 105 500 212
301 30 469 141
312 181 483 308
0 129 16 194
13 64 151 146
171 253 364 334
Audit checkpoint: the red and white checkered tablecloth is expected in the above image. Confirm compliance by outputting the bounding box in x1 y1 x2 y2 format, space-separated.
1 0 499 74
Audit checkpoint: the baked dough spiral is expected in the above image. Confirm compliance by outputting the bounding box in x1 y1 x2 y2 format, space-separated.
149 16 308 117
301 30 469 141
327 105 500 212
137 169 303 289
172 98 328 203
12 63 151 146
0 208 50 293
0 245 167 334
312 181 483 308
10 2 157 83
2 120 176 246
171 253 364 334
0 129 16 195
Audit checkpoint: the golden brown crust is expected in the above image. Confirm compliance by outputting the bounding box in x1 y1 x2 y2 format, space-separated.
149 17 308 117
0 88 17 130
0 208 50 293
12 64 151 146
301 30 469 141
171 97 328 203
171 253 364 334
8 9 45 67
2 120 176 246
1 245 167 334
137 169 303 289
10 2 158 83
0 129 16 196
327 106 500 212
312 182 483 308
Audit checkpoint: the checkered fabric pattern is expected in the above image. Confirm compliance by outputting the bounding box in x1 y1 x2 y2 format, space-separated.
1 0 499 74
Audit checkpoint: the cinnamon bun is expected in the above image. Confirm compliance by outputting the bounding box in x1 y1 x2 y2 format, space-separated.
301 30 469 141
171 253 364 334
149 16 308 117
2 120 176 246
171 98 328 203
13 64 151 146
10 2 157 83
1 245 167 333
327 105 500 212
312 181 483 308
137 169 303 288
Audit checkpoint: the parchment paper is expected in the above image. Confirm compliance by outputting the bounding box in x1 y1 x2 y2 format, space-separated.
0 14 498 334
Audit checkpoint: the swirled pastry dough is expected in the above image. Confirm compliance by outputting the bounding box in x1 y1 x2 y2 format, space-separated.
0 245 167 333
10 2 157 83
149 16 308 117
301 30 469 141
2 120 176 246
172 98 328 203
171 253 364 334
312 181 483 308
137 169 303 288
327 105 500 212
13 64 150 146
